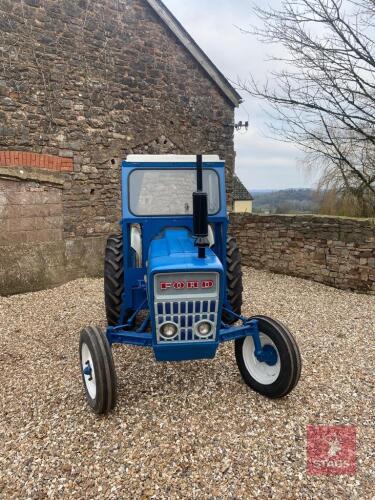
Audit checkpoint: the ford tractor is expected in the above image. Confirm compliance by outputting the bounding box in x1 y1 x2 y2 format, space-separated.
79 155 301 414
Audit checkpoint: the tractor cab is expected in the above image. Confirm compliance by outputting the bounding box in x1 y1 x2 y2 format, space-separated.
79 154 302 414
122 155 227 268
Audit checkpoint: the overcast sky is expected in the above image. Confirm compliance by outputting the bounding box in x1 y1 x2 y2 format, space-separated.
162 0 318 190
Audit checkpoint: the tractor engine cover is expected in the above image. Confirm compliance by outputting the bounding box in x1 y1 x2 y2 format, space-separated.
147 227 224 361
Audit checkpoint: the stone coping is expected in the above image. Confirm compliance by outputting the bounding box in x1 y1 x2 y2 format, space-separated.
0 166 64 186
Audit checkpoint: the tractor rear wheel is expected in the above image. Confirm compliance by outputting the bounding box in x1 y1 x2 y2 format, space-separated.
223 237 243 324
104 234 132 326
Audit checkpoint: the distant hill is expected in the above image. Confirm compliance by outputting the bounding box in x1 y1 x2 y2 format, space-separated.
251 189 277 193
252 188 319 214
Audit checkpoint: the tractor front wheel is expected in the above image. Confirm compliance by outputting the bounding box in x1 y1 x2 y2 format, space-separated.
235 316 302 398
79 326 117 414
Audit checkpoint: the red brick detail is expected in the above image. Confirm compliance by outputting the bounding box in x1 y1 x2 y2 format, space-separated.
0 151 73 172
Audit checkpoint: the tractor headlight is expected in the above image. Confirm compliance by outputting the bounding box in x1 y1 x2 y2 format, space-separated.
160 322 178 340
196 321 213 338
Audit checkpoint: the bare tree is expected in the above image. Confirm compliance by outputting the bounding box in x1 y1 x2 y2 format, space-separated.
239 0 375 217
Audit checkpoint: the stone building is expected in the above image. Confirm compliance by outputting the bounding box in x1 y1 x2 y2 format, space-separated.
0 0 241 295
232 175 253 213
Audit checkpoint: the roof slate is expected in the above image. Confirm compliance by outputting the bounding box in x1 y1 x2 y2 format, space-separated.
233 175 253 201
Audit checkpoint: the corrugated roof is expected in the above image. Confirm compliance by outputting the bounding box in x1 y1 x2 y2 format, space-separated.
233 175 253 201
144 0 242 107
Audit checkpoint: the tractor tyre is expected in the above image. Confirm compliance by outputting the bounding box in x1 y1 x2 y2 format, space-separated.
104 234 132 326
222 236 243 324
79 325 117 414
235 316 302 398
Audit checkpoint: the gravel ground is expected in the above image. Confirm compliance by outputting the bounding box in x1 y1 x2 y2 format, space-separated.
0 267 374 499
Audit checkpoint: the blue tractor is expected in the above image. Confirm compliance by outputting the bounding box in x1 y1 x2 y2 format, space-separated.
79 155 301 414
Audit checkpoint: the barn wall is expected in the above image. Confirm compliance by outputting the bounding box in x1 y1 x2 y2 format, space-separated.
0 0 235 295
231 214 375 294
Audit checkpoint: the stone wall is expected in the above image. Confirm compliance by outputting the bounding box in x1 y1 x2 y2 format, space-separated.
0 0 235 295
0 237 107 295
0 0 235 239
231 214 375 293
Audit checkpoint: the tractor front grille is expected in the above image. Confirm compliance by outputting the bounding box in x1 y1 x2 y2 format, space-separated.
153 272 220 343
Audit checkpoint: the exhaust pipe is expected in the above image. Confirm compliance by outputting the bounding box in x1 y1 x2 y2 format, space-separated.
193 154 209 258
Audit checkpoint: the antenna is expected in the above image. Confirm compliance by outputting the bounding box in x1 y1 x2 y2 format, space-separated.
225 121 249 132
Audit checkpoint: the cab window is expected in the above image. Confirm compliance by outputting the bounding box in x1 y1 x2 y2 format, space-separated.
129 169 220 216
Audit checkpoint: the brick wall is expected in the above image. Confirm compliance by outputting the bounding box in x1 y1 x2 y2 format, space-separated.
0 151 73 172
0 152 70 248
231 214 375 294
0 178 63 245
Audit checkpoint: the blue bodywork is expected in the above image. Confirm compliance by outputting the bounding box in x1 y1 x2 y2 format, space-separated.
147 227 224 360
106 157 270 363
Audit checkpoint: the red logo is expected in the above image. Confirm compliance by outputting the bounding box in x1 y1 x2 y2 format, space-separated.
187 280 199 289
160 279 214 291
160 282 171 290
173 281 185 290
307 425 356 475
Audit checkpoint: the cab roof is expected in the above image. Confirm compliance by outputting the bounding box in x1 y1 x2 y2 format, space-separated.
125 154 224 163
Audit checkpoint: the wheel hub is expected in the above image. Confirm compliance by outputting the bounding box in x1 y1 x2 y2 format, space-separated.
242 333 281 385
255 344 278 366
83 361 93 380
81 342 97 399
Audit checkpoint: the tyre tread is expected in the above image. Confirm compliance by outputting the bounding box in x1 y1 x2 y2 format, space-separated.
79 325 117 414
234 316 302 398
223 237 243 324
104 234 132 326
